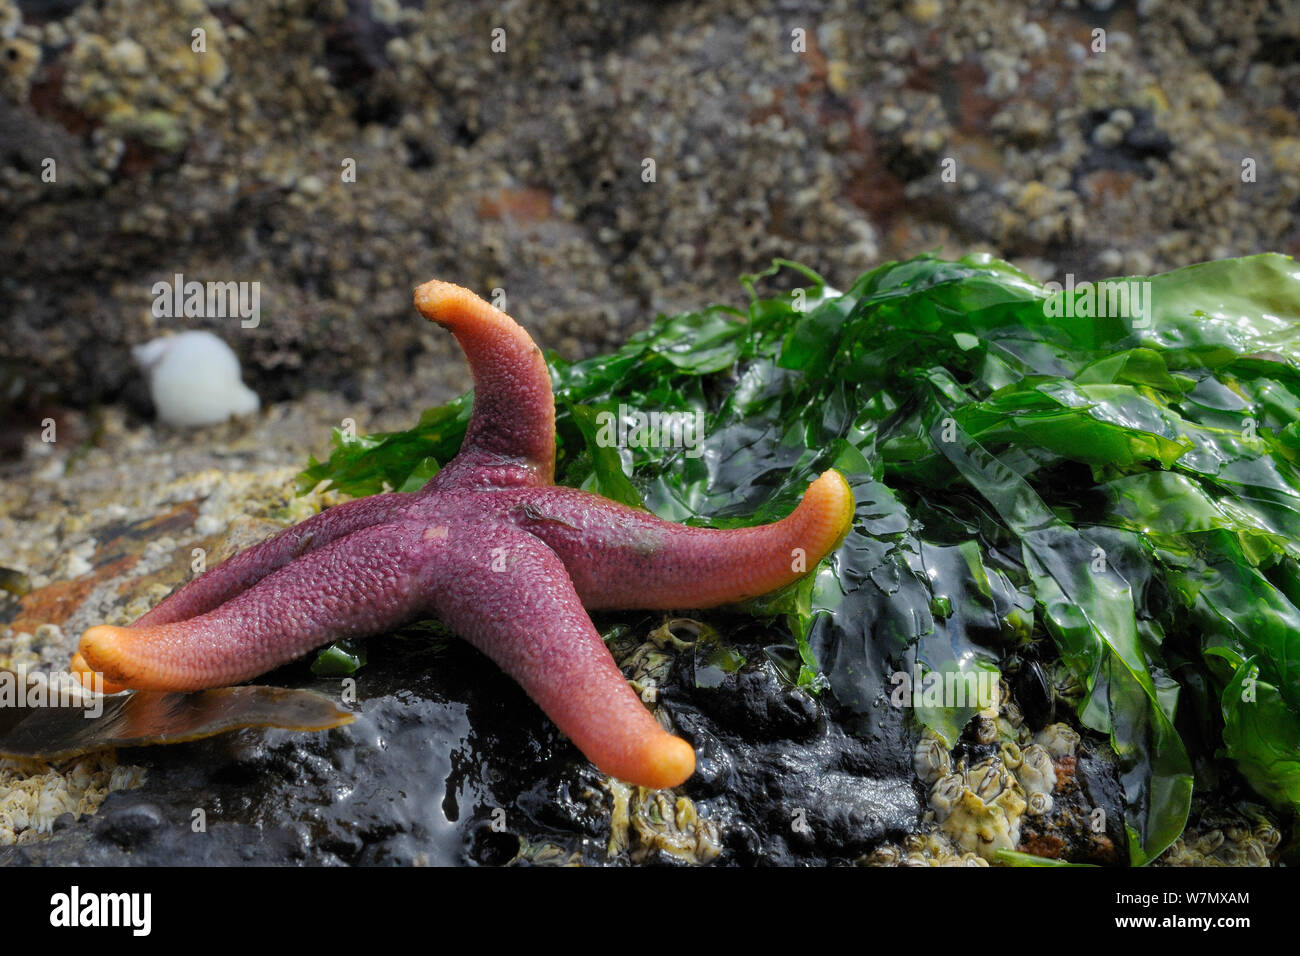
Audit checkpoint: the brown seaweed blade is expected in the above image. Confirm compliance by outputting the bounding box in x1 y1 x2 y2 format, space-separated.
0 672 353 760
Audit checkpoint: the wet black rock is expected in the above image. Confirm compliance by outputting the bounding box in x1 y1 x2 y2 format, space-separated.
94 800 164 849
678 654 920 865
0 626 923 866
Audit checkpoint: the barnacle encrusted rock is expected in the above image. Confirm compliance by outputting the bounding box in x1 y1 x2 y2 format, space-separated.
0 754 145 846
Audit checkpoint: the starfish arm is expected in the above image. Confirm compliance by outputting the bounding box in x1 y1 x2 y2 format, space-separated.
413 280 555 484
431 527 695 789
517 470 855 610
73 518 444 692
133 493 412 628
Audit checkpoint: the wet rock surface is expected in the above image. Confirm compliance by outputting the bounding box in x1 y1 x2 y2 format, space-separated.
0 628 923 866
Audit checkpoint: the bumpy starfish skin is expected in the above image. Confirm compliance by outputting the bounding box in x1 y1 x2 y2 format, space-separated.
73 281 855 789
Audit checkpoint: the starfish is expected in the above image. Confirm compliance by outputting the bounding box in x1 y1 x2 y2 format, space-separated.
71 281 854 789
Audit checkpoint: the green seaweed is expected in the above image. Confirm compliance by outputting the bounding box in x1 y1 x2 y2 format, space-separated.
298 252 1300 864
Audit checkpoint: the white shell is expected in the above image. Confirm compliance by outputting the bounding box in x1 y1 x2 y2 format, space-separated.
133 331 259 427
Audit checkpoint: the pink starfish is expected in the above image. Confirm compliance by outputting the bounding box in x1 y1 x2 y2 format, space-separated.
72 281 855 789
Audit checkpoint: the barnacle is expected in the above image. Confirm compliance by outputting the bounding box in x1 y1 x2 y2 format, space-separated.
1000 741 1023 770
1015 744 1057 797
1035 722 1080 759
928 772 967 822
604 780 721 864
928 757 1027 860
1026 790 1054 816
861 832 988 867
913 731 951 786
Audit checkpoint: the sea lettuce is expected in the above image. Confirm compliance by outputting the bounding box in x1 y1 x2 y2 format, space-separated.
298 253 1300 864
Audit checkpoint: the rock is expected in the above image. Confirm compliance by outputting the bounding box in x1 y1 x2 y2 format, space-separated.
94 799 164 848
